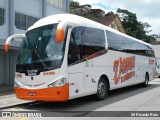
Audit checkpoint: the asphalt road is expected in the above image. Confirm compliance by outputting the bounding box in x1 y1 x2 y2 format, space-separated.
2 78 160 119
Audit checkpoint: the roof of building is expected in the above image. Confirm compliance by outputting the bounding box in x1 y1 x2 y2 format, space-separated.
86 14 126 34
86 14 118 25
81 4 92 7
105 15 117 25
91 9 105 12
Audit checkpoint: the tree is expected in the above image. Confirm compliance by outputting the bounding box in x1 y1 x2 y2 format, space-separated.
117 8 160 44
70 1 80 10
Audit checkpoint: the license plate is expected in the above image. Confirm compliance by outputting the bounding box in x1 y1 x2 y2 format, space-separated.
28 92 37 96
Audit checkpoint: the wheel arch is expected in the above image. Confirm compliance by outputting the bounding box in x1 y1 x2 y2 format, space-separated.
100 74 110 90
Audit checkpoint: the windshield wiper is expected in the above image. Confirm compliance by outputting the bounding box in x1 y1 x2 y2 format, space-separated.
31 38 49 70
33 49 48 70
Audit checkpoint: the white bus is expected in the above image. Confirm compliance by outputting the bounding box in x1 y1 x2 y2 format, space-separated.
5 14 156 102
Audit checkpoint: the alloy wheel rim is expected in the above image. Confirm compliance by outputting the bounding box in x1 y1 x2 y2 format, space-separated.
98 82 106 96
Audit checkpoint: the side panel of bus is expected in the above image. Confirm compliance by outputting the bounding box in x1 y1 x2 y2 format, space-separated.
106 30 155 90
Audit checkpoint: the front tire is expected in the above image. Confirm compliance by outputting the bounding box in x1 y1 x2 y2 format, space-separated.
96 78 108 101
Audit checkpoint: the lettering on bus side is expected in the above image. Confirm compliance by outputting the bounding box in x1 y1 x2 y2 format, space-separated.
43 72 55 76
113 56 136 85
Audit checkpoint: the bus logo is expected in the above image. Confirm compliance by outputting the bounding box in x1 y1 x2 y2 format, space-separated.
113 56 136 85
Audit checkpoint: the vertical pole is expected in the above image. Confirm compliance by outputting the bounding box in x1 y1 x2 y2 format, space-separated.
66 0 70 13
42 0 47 18
7 0 14 85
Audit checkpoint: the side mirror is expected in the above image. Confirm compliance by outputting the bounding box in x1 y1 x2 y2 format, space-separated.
56 22 68 43
5 34 25 52
56 21 77 43
56 29 65 43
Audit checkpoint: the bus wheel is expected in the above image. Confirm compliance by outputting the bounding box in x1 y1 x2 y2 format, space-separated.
96 78 108 101
142 74 149 87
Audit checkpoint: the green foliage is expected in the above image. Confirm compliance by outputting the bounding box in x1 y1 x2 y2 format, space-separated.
70 1 80 10
87 10 94 17
117 8 157 44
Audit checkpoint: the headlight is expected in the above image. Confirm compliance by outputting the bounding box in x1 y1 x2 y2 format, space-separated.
14 81 20 88
48 78 66 88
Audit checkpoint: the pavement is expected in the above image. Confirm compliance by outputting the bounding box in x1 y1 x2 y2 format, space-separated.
0 85 32 110
0 78 159 110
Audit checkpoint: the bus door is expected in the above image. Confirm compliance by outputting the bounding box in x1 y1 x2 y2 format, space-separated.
68 27 85 99
84 59 97 95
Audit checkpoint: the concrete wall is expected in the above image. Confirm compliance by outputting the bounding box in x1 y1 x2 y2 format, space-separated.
0 0 70 47
0 0 9 40
0 0 70 86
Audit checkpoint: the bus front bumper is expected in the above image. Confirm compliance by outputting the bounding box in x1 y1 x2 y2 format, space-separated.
14 84 69 102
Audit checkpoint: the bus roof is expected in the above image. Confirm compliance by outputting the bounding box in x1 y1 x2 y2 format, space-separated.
29 13 103 30
28 13 153 48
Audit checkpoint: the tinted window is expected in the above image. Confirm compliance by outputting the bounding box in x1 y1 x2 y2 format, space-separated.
68 27 106 65
81 27 105 57
106 31 126 51
68 27 82 65
106 30 155 58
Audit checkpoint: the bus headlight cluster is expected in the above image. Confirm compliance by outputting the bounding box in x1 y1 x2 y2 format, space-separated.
14 81 20 88
48 78 66 88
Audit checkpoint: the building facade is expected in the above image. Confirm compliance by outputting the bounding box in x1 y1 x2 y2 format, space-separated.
0 0 70 85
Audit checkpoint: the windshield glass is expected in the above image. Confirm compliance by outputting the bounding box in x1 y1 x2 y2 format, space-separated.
16 24 66 73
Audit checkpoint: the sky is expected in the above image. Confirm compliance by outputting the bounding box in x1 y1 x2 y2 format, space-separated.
73 0 160 35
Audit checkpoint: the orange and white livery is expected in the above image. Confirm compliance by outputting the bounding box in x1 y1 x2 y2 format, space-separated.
5 14 156 101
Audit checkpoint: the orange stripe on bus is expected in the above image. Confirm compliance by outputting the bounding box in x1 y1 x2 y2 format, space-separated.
14 83 69 102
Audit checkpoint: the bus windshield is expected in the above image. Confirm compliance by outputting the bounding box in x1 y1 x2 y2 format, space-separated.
16 24 66 73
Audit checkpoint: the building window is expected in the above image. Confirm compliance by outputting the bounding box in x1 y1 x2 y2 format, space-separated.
15 12 39 30
0 8 5 26
47 0 65 10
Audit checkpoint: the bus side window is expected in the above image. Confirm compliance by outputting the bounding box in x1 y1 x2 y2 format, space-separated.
81 27 105 57
68 27 82 65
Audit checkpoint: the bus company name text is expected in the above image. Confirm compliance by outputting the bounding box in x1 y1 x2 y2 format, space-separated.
113 56 136 85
